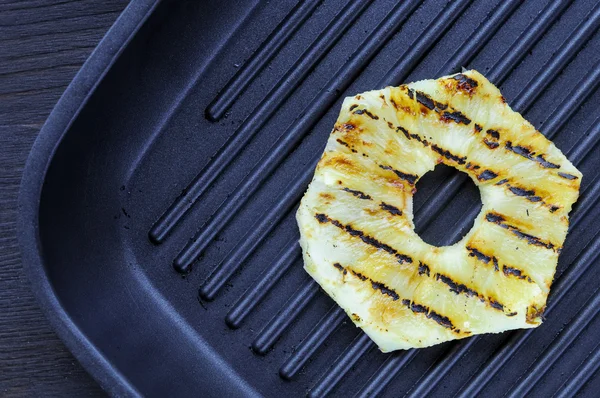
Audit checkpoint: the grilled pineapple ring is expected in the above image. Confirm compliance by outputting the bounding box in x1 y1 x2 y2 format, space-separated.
297 70 581 351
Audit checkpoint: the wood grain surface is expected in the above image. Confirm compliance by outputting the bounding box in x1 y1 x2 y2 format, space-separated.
0 1 129 395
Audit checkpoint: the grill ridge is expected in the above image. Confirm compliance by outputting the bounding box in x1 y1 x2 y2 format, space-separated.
511 2 600 112
567 117 600 164
205 0 323 122
507 287 600 397
457 231 600 398
226 241 301 329
279 306 346 380
376 0 474 88
198 166 313 301
308 333 374 398
487 0 571 84
149 0 368 245
354 351 419 398
543 61 600 141
437 0 521 76
171 0 424 273
405 340 478 398
555 344 600 398
570 174 600 229
252 279 320 355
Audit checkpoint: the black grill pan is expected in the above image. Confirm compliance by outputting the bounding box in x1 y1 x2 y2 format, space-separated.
18 0 600 396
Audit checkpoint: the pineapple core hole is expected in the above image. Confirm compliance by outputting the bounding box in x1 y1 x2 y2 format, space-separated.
412 164 482 248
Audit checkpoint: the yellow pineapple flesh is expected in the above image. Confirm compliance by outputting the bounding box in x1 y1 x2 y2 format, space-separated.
296 70 582 352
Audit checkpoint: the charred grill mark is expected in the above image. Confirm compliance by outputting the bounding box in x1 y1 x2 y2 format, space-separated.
466 162 481 170
535 155 560 169
402 128 425 143
343 187 372 200
349 104 358 111
333 262 347 275
486 129 500 139
436 272 511 313
335 138 358 153
485 212 556 251
396 125 410 140
353 108 379 120
475 124 482 132
428 312 456 330
508 186 542 202
441 110 471 125
336 138 350 148
337 261 472 332
431 144 467 165
390 98 399 110
418 262 430 276
406 88 471 126
467 246 491 264
332 262 401 305
503 265 533 282
483 130 500 149
436 273 479 298
314 214 413 264
334 123 356 133
478 170 498 181
379 165 418 185
407 89 448 111
452 73 478 94
527 306 546 324
510 186 534 195
380 202 402 216
489 176 557 209
469 246 533 284
350 269 368 281
484 139 499 149
416 92 435 110
505 141 560 169
315 213 328 223
402 299 457 331
371 281 400 300
558 172 578 180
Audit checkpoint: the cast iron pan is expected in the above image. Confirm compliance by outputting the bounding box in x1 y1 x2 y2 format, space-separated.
18 0 600 396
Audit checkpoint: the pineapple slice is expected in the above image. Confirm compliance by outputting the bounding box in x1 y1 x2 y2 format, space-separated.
296 70 582 352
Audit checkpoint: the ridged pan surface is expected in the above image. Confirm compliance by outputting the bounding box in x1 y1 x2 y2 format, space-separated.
20 0 600 396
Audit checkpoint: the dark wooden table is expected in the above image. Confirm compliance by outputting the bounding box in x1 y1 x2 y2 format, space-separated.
0 1 129 395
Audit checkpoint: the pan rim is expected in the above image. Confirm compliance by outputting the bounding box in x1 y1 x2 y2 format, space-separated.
16 0 160 396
